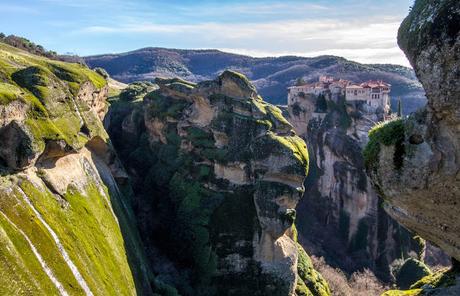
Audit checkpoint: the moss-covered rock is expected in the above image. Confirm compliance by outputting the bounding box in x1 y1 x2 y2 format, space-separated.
365 0 460 272
296 243 331 296
107 70 326 295
363 118 405 173
383 266 460 296
395 258 431 289
0 42 168 295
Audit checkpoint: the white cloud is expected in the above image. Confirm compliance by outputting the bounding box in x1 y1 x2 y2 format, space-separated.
77 14 410 66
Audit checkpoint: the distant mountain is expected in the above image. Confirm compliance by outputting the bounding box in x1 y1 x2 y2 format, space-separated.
85 48 426 114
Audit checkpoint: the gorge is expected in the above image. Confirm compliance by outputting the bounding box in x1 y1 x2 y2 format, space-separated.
0 0 459 295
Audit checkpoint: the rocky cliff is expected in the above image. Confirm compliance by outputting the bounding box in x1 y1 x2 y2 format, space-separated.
287 92 424 281
0 42 161 295
106 71 330 295
365 0 460 294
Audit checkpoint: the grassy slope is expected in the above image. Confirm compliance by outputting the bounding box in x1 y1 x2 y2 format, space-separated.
0 42 107 152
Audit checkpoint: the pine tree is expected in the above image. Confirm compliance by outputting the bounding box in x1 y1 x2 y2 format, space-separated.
397 98 403 117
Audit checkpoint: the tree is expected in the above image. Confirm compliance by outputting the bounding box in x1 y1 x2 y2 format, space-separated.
0 33 5 39
296 77 306 86
315 94 328 112
397 98 403 117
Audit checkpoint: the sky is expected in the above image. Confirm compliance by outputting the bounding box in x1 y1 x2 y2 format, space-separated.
0 0 415 66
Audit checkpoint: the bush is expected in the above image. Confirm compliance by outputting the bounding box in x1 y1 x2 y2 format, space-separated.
93 67 109 79
311 256 388 296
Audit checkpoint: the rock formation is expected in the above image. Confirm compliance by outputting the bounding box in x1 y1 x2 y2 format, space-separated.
287 91 423 280
106 71 330 295
0 42 161 295
365 0 460 294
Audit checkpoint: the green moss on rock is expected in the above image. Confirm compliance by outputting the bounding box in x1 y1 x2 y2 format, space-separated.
107 71 314 295
381 289 423 296
0 82 21 104
411 267 457 290
296 243 331 296
383 266 459 296
363 119 405 172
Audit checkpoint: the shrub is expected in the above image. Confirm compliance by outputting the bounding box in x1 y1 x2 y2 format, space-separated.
311 256 388 296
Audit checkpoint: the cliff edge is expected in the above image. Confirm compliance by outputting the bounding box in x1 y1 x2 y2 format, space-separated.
364 0 460 294
0 42 158 295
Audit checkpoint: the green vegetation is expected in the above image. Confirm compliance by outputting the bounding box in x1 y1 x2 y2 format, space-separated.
0 42 108 156
119 81 155 101
397 98 403 117
0 82 21 104
0 41 169 295
412 236 426 260
0 34 57 58
315 94 328 113
220 70 254 91
383 266 459 296
325 96 352 129
145 91 190 120
109 71 312 295
363 119 405 172
296 77 306 86
411 267 458 290
381 289 423 296
18 179 136 295
296 243 331 296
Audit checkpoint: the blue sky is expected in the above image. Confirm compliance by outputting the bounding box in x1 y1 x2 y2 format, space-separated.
0 0 414 66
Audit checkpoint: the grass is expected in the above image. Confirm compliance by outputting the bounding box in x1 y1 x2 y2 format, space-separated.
0 82 21 104
0 41 108 155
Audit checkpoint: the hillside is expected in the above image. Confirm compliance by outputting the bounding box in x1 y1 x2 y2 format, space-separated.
85 48 426 114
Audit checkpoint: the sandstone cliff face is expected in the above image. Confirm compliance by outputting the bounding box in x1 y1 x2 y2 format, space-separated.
288 93 422 280
107 71 330 295
0 43 156 295
365 0 460 294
